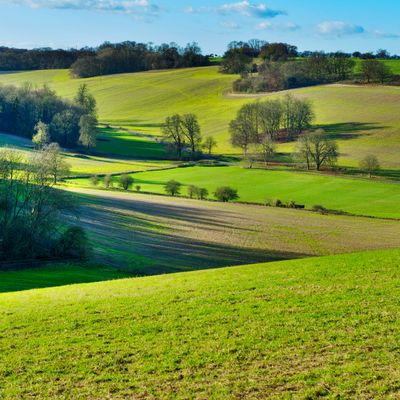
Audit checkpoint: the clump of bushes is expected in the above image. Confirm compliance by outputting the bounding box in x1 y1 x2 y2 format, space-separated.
272 199 283 207
312 204 349 216
265 199 305 209
286 200 296 209
312 204 328 214
214 186 239 202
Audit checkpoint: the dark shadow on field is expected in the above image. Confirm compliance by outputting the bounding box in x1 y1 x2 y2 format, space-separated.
76 194 305 275
106 120 164 129
316 122 383 140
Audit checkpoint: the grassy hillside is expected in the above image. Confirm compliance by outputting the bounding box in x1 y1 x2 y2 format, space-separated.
64 188 400 274
69 166 400 219
0 264 130 293
0 132 173 175
1 249 399 398
354 58 400 74
0 67 400 168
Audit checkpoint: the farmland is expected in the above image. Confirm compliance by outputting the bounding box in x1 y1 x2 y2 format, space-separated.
68 166 400 219
1 249 399 399
0 34 400 400
62 188 400 274
1 67 400 169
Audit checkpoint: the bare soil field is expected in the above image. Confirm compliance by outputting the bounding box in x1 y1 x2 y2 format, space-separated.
68 188 400 274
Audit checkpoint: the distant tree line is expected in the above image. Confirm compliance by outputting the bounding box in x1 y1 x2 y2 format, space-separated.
220 41 398 92
0 83 98 148
0 42 211 77
70 42 211 78
0 47 93 71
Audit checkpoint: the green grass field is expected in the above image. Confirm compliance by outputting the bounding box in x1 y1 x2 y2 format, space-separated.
0 264 131 293
1 67 400 168
68 166 400 219
1 249 399 398
354 58 400 74
0 132 174 176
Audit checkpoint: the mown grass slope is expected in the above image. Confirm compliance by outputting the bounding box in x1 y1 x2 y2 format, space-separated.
70 166 400 219
1 67 400 168
0 132 173 175
0 264 130 293
1 249 399 399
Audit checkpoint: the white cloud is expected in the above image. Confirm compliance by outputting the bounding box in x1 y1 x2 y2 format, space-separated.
9 0 160 14
257 21 299 31
186 1 285 19
372 30 400 39
316 21 400 40
219 1 284 18
220 21 241 30
316 21 364 37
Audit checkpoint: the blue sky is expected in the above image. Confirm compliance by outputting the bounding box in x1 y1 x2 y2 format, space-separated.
1 0 400 55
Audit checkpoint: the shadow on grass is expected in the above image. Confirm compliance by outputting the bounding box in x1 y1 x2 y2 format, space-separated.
77 194 306 275
316 122 383 140
105 120 164 129
75 127 168 160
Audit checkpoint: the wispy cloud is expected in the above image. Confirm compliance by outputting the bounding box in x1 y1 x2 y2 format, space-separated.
185 1 285 19
316 21 364 37
372 30 400 39
8 0 160 15
257 21 299 31
220 21 241 30
316 21 400 40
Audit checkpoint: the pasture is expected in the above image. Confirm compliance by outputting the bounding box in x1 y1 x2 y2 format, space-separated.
1 67 400 168
0 264 130 293
0 132 173 176
68 166 400 219
65 188 400 274
1 249 399 398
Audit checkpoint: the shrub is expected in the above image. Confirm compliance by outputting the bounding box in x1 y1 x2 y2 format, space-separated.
312 204 327 214
104 174 112 188
187 185 197 198
165 180 182 196
198 187 208 200
90 175 99 186
119 174 134 191
214 186 239 202
55 226 88 259
271 199 283 207
135 185 141 192
287 200 296 208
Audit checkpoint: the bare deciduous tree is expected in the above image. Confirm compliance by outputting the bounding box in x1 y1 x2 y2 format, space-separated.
296 130 338 171
360 154 380 178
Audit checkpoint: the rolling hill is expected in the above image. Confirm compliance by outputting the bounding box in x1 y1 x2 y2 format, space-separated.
1 249 399 399
0 67 400 169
